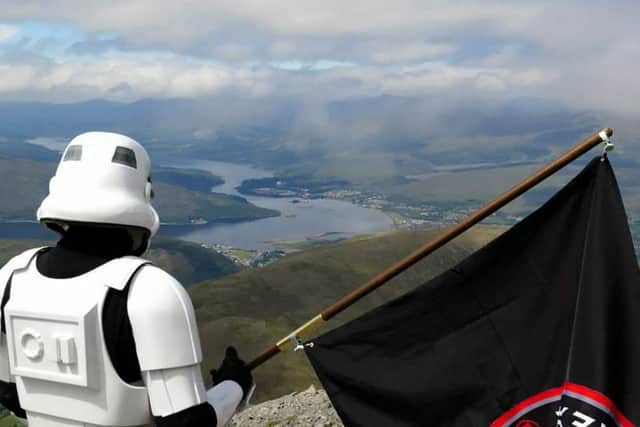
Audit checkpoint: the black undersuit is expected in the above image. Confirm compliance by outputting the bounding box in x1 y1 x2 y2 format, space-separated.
0 229 217 426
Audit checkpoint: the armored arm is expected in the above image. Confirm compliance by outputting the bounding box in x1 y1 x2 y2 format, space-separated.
127 266 243 426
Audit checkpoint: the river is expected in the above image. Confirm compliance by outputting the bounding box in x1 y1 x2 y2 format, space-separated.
0 160 394 250
161 160 394 250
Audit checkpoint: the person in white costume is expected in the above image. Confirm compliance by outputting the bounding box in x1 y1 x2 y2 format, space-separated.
0 132 252 426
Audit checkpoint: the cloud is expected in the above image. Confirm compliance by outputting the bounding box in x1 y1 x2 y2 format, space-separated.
0 24 18 41
366 42 454 65
0 1 563 64
0 1 638 117
0 54 265 100
0 53 540 102
0 48 623 120
0 2 635 63
0 2 537 44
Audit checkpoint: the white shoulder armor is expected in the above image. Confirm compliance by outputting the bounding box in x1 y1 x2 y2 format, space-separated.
127 265 202 371
0 247 45 292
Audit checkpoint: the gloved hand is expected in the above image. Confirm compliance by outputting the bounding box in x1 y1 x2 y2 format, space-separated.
210 346 253 400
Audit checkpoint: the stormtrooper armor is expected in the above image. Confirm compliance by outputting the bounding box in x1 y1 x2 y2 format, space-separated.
0 132 247 426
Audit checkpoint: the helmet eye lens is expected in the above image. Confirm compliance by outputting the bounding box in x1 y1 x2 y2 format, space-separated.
63 145 82 161
112 147 137 169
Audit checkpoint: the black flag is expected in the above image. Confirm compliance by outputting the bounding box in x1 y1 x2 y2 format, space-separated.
306 157 640 427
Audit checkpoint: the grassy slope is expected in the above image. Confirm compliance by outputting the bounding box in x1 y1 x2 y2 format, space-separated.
0 159 55 220
147 237 239 285
153 167 224 193
189 226 504 402
0 158 277 223
0 413 23 427
0 237 239 287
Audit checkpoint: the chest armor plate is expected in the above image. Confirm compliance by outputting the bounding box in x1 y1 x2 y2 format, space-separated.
3 255 152 426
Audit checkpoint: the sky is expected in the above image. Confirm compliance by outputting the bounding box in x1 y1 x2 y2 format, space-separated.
0 1 638 117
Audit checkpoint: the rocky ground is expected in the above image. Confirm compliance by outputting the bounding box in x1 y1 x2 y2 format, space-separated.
230 386 344 426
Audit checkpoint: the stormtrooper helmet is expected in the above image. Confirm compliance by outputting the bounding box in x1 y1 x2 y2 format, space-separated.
37 132 160 249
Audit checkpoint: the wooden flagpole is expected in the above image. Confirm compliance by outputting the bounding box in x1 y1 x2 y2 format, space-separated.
247 127 613 371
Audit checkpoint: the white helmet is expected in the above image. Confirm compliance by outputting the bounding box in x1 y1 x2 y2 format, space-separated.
37 132 160 238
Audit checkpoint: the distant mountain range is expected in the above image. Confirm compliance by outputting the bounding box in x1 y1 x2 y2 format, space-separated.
2 96 636 168
2 96 636 218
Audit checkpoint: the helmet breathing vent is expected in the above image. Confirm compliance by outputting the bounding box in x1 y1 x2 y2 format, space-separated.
112 146 137 169
63 145 83 161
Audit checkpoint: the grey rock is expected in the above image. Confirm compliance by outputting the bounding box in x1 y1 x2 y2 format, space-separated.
229 385 344 426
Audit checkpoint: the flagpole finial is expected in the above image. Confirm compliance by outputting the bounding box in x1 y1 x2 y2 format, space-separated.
599 130 614 161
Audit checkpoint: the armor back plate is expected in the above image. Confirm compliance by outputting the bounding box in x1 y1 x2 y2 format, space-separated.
4 255 152 426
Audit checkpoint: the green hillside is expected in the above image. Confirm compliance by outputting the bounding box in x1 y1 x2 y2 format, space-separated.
0 159 54 221
152 182 277 224
0 236 239 287
147 237 240 285
0 158 277 223
189 226 504 402
153 167 224 193
0 412 23 427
